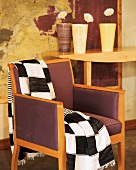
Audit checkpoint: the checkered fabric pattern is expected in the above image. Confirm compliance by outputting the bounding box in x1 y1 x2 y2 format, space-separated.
8 59 115 169
14 59 56 99
8 72 14 153
64 110 115 170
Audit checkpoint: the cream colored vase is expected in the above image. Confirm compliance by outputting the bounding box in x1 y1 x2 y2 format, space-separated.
99 23 116 52
72 24 88 54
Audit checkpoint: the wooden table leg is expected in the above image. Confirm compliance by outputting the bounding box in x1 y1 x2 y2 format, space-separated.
84 61 92 85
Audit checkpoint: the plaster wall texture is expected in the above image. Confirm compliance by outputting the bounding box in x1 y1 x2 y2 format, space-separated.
0 0 72 98
122 0 136 120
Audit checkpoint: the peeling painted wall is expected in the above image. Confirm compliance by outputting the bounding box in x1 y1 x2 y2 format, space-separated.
0 0 72 98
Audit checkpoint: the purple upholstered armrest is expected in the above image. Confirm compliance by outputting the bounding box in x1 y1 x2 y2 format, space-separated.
73 85 119 120
14 94 63 151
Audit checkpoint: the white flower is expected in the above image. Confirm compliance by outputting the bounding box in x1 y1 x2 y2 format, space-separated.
58 11 67 19
84 13 94 23
104 8 114 16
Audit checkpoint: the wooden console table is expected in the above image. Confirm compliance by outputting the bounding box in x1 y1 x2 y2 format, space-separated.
42 47 136 88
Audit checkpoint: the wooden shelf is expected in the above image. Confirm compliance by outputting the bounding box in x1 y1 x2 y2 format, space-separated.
42 47 136 63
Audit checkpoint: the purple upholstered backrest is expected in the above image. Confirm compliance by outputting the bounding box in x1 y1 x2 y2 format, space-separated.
47 60 74 109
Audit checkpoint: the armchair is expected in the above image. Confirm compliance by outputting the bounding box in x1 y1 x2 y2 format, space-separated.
8 58 125 170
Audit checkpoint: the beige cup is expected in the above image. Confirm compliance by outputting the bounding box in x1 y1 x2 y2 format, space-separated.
99 23 116 52
72 24 88 54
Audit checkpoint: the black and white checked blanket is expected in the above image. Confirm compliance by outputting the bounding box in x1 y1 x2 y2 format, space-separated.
8 59 115 169
64 109 115 170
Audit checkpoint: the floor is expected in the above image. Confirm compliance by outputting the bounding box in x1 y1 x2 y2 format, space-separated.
0 129 136 170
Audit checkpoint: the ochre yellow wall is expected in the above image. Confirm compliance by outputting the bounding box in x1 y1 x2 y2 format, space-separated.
0 0 72 98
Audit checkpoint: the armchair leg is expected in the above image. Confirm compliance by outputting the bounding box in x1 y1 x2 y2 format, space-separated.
58 154 67 170
11 143 20 170
118 140 125 170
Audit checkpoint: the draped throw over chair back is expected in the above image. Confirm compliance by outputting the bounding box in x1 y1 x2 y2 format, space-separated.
8 58 125 170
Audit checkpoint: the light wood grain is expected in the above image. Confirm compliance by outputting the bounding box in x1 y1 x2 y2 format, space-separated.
42 47 136 63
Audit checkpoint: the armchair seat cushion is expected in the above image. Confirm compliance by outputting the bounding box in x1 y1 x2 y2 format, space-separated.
83 112 121 136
